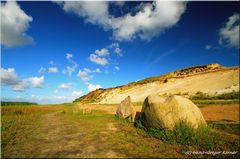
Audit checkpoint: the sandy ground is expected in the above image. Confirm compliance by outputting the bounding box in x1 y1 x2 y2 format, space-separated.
90 104 240 124
200 104 240 123
99 68 239 104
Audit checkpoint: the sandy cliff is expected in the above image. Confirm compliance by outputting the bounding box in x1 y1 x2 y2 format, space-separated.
74 64 239 104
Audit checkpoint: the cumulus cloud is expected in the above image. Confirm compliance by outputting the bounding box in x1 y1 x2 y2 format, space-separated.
48 67 59 73
63 53 78 76
1 1 33 47
108 42 123 56
59 1 110 27
56 1 187 41
89 53 109 65
95 48 109 56
77 69 91 81
88 83 102 92
219 13 239 48
1 67 44 92
77 67 101 82
12 81 29 92
89 42 123 65
0 68 19 85
27 76 44 88
58 83 73 89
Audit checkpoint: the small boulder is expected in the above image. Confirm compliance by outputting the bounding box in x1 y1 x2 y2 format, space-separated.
116 96 135 122
140 94 206 130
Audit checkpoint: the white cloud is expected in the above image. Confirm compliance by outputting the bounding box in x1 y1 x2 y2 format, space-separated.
58 83 73 89
95 68 101 73
59 1 110 27
88 83 102 92
77 67 101 81
77 69 91 81
0 68 19 85
48 67 59 73
114 47 122 56
84 67 101 73
83 68 91 73
1 67 45 92
12 81 28 92
56 1 187 41
108 42 123 56
89 53 109 65
111 1 187 41
89 43 124 65
71 91 83 98
109 42 119 48
115 66 120 71
1 1 33 47
95 48 109 56
66 53 73 59
38 67 46 74
63 53 78 76
205 45 212 50
66 65 77 76
27 76 44 88
219 13 239 48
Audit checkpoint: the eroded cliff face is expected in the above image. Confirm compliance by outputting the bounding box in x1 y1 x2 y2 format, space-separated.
73 64 239 104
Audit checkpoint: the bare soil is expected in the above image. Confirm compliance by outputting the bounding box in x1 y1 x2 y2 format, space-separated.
200 104 239 123
90 103 240 124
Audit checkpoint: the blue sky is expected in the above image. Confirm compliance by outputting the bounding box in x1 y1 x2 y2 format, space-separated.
1 1 239 104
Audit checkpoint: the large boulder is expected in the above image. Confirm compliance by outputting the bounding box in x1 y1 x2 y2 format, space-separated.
140 94 206 130
116 96 135 121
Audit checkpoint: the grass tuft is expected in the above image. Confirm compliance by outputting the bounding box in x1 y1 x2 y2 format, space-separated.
190 91 240 100
144 121 209 146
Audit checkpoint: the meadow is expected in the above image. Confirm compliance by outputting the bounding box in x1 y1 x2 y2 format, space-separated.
1 99 239 158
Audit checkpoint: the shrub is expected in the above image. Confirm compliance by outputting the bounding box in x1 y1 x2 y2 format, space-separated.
190 91 240 100
136 120 209 146
135 120 144 129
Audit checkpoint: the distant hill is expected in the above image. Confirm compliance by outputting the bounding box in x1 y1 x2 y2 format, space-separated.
73 63 239 104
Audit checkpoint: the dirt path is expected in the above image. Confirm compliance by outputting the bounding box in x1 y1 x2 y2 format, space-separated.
23 107 182 158
34 111 119 158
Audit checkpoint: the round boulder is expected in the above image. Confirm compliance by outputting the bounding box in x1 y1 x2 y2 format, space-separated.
141 94 206 130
